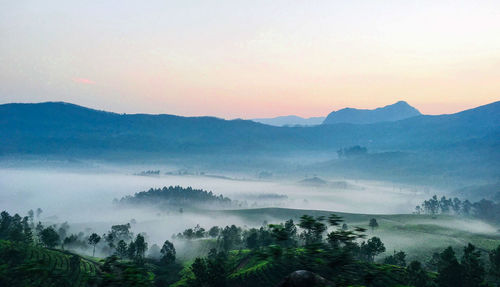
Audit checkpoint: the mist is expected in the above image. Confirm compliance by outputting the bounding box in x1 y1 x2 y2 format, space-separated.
0 165 468 251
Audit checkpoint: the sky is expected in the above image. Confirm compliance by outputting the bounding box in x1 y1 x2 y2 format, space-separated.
1 0 499 119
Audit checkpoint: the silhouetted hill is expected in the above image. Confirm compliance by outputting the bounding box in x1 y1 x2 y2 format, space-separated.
252 115 325 126
323 101 421 125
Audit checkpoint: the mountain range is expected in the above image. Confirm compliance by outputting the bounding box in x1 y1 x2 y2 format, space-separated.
1 100 498 155
252 101 421 126
0 100 499 184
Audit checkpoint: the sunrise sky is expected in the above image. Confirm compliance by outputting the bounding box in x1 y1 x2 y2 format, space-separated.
1 0 499 118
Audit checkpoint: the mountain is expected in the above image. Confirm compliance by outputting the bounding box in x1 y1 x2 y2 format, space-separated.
0 101 498 155
0 101 499 184
322 101 421 125
1 101 498 156
252 115 325 126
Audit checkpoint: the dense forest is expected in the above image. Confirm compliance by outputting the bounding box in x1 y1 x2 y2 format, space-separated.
116 186 234 209
1 209 499 286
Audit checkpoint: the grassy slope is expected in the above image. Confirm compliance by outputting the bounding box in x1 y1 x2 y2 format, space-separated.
215 208 500 262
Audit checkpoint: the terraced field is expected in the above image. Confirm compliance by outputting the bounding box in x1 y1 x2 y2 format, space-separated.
1 240 99 287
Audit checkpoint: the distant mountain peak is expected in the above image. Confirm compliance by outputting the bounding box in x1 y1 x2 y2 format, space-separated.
323 101 421 125
252 115 325 127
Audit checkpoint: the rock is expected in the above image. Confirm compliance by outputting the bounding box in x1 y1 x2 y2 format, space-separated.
277 270 334 287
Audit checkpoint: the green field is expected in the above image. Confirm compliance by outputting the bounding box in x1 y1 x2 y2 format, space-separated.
214 207 500 262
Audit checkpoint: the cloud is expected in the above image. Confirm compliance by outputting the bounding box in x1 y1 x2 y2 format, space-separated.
73 78 96 85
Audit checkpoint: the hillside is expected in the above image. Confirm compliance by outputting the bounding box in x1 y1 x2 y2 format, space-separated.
0 240 98 286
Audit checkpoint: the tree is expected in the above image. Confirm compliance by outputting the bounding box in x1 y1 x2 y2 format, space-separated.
99 255 153 286
439 196 452 214
205 250 227 287
298 215 326 245
257 226 273 247
490 244 500 282
40 227 60 248
369 218 379 232
88 233 101 256
183 228 195 240
134 234 148 262
115 240 128 258
383 250 406 267
452 197 462 215
328 214 343 227
462 200 472 216
269 224 289 246
425 252 440 271
21 216 33 244
425 195 440 217
127 241 136 260
189 249 228 287
194 225 206 238
407 260 431 287
360 237 385 262
160 240 176 265
8 214 24 242
190 257 208 287
35 221 44 237
461 243 485 287
63 234 79 250
327 229 358 250
218 225 242 251
105 223 133 250
437 246 463 287
245 229 259 249
208 226 220 238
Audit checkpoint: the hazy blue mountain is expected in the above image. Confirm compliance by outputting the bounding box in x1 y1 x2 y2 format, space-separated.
323 101 421 125
252 115 325 126
1 100 499 184
0 101 498 158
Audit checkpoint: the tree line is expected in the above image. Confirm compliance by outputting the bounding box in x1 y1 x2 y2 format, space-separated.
0 210 176 266
415 195 500 224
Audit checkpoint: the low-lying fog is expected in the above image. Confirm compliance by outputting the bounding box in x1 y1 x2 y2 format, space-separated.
1 167 438 242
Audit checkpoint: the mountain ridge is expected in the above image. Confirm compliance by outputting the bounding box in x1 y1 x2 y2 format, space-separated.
323 100 422 125
0 100 498 157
